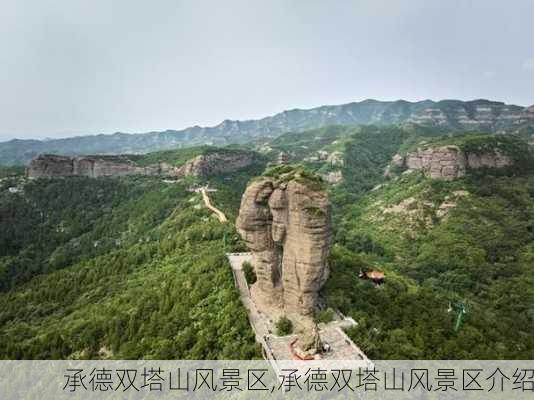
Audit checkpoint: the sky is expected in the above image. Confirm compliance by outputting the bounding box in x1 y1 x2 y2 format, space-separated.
1 0 534 141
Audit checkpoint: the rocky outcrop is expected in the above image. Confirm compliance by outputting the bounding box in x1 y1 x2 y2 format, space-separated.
177 152 254 177
466 151 512 169
26 155 145 178
327 151 344 166
236 172 332 330
323 170 343 184
405 145 467 180
392 145 513 180
304 150 344 166
407 102 534 133
27 151 254 179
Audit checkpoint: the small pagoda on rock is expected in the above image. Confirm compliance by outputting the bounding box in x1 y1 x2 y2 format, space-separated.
359 269 385 286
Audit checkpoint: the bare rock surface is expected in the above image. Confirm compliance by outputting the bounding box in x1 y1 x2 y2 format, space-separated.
323 170 343 184
466 150 512 169
27 155 143 178
405 145 467 180
396 145 513 180
176 152 254 177
236 171 332 331
327 151 344 166
27 152 254 179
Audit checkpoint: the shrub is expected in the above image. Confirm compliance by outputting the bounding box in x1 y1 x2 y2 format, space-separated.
242 261 257 285
314 308 335 324
275 316 293 336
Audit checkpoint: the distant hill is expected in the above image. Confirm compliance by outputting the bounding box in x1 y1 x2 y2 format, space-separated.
2 99 533 165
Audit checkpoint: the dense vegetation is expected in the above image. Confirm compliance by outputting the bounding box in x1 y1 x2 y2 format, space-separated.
130 145 250 167
1 123 533 360
268 124 534 359
0 150 265 359
326 172 534 358
321 130 534 359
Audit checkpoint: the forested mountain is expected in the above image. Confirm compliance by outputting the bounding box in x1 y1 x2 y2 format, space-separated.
253 125 534 358
1 123 533 359
0 149 265 359
2 98 533 165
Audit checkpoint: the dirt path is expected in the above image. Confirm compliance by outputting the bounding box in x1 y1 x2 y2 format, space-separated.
200 187 227 223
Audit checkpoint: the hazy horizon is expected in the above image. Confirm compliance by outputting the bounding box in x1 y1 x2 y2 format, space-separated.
2 0 534 141
1 96 530 143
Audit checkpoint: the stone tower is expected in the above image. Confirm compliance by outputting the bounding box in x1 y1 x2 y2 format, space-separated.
236 170 332 331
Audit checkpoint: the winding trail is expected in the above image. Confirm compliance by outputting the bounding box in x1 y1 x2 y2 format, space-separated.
200 187 227 223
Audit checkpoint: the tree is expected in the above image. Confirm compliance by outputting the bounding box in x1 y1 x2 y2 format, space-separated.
275 316 293 336
242 261 257 285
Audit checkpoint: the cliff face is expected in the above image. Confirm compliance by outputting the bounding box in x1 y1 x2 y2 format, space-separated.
396 145 513 180
236 173 332 329
27 152 254 179
177 152 254 177
405 146 467 180
27 155 143 178
407 102 532 132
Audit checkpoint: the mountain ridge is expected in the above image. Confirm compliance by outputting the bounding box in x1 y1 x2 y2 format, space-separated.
2 98 533 165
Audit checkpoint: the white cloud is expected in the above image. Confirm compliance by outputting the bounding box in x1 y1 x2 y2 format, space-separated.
523 57 534 70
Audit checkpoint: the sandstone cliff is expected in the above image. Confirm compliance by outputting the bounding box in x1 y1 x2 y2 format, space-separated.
391 144 514 180
27 155 157 178
405 145 468 180
236 170 332 331
27 151 254 179
176 152 254 177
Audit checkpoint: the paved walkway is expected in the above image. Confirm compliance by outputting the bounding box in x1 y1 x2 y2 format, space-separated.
226 252 369 362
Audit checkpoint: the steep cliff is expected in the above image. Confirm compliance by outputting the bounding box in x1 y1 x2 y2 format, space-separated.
236 167 332 330
389 136 530 180
404 145 468 180
176 151 255 177
27 150 255 179
27 155 156 178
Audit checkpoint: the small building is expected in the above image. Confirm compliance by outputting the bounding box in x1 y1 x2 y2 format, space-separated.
8 187 20 193
359 269 385 285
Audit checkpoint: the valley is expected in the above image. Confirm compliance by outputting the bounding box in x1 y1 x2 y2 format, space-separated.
1 121 533 360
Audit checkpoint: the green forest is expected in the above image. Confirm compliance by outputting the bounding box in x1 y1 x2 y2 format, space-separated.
326 171 534 358
1 125 533 359
0 155 262 359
